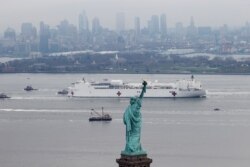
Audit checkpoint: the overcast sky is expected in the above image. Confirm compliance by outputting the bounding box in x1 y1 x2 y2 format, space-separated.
0 0 250 32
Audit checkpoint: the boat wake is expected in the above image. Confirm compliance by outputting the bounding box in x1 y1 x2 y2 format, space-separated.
38 88 59 92
10 96 68 100
143 118 250 127
207 91 250 96
0 108 86 113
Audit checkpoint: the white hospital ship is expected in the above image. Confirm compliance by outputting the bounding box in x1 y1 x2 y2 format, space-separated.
68 76 206 98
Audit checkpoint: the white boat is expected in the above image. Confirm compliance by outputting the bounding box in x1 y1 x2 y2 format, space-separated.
68 76 206 98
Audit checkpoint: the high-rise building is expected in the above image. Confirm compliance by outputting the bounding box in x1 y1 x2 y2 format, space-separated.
147 20 152 32
21 23 37 40
39 22 50 53
175 22 185 38
4 28 16 41
186 16 197 38
92 17 101 34
58 20 70 35
78 10 90 44
79 10 89 33
160 14 167 35
58 20 77 36
116 12 125 33
190 16 195 28
57 19 78 45
198 27 212 36
245 22 250 36
134 17 140 35
150 15 160 34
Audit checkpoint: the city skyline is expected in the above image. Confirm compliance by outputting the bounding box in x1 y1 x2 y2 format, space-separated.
1 0 250 32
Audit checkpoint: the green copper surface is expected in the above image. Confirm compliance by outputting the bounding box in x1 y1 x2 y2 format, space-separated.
122 81 147 155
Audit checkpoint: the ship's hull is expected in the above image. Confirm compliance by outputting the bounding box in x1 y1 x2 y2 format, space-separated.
70 85 206 98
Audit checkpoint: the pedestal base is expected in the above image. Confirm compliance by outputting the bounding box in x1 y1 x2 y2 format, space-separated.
116 154 152 167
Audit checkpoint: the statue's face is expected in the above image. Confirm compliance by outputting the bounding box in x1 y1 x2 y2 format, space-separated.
130 97 136 105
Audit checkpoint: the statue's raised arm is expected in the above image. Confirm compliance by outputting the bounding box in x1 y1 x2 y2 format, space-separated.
139 80 147 99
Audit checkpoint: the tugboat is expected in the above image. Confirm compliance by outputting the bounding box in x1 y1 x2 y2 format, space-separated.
0 93 10 99
57 89 69 95
89 107 112 122
24 85 38 91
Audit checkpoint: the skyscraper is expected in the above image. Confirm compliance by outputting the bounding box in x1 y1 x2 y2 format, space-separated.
160 14 167 35
78 10 90 43
21 23 37 40
4 28 16 41
134 17 140 35
150 15 160 34
39 22 50 53
92 17 101 34
79 10 89 33
175 22 185 39
116 12 125 33
245 22 250 36
57 19 78 41
187 16 197 38
190 16 195 27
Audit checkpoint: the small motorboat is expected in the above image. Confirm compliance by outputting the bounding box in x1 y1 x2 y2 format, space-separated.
0 93 10 99
24 85 38 91
89 107 112 122
57 89 69 95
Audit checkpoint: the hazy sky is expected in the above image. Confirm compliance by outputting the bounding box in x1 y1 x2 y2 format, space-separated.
0 0 249 32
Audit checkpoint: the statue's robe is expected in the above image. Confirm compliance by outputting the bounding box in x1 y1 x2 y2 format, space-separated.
123 99 143 154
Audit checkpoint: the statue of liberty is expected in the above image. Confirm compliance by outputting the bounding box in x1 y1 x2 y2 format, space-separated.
122 81 147 155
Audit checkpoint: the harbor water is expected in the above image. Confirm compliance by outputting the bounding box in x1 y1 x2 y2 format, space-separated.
0 74 250 167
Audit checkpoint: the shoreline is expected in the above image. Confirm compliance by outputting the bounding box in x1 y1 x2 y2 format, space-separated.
0 72 250 75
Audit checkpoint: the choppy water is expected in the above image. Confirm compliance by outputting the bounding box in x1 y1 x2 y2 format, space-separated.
0 74 250 167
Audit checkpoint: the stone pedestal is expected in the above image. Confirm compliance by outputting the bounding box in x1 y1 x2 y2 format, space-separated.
116 154 152 167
